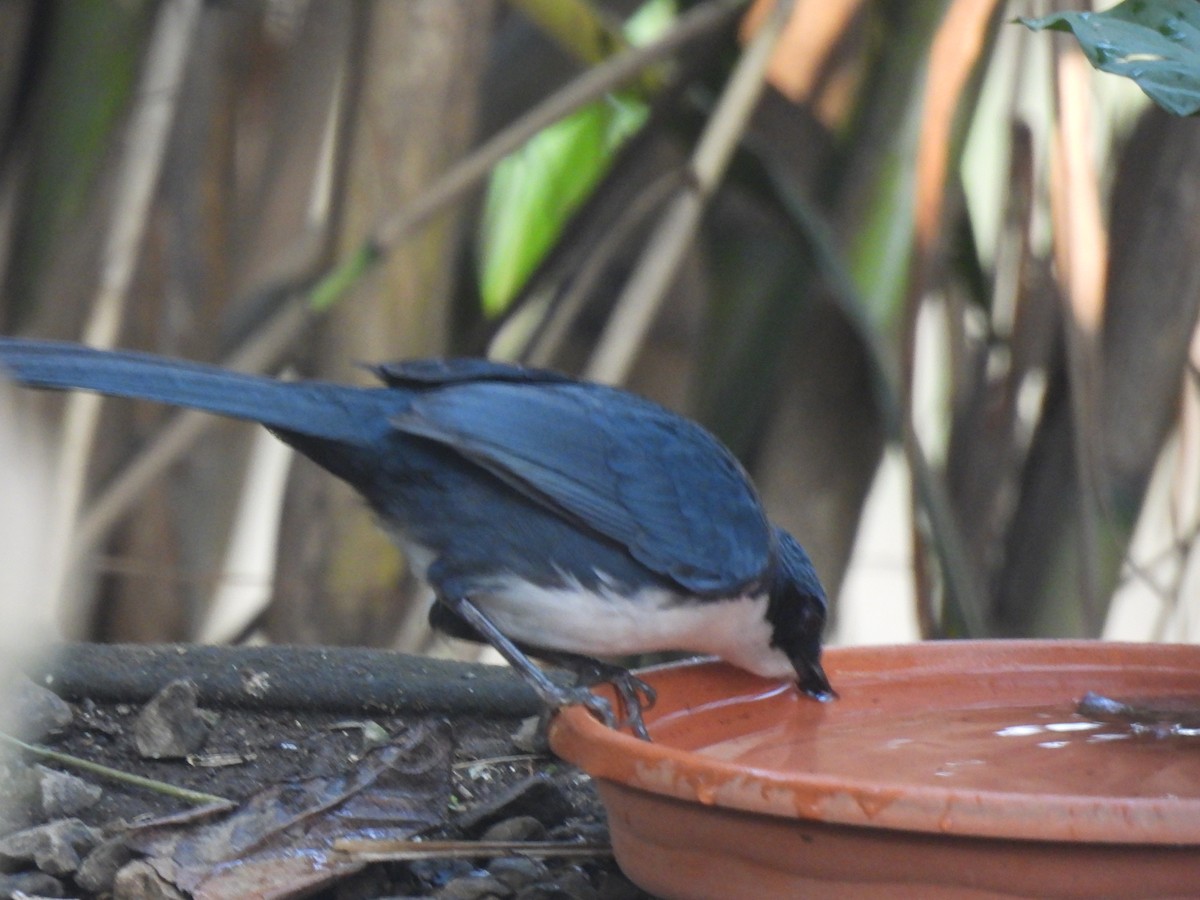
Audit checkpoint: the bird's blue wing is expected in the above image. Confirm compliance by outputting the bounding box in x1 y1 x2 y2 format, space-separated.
389 381 772 596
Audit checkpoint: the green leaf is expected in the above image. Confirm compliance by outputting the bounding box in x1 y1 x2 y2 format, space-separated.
477 0 673 317
478 99 645 317
1021 0 1200 116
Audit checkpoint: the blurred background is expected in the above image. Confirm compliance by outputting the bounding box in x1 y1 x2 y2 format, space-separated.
0 0 1197 664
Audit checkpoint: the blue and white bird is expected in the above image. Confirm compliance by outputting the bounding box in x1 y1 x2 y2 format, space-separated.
0 338 833 737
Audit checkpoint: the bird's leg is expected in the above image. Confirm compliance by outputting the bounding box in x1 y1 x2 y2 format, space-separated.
535 651 656 741
442 595 620 732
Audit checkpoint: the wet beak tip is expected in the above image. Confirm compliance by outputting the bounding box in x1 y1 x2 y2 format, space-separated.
796 660 836 702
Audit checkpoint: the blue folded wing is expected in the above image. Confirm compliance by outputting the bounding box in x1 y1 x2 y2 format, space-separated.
390 380 772 596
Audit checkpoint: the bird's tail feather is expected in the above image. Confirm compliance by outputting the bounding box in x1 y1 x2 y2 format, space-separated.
0 338 391 444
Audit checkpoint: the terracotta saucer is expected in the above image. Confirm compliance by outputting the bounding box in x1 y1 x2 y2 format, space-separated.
548 640 1200 899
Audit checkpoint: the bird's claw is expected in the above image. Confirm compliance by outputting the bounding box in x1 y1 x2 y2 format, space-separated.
606 671 656 740
578 669 656 740
548 671 656 739
551 685 617 730
540 654 657 740
580 690 619 730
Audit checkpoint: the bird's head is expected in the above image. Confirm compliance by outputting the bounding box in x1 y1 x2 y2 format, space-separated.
767 527 835 701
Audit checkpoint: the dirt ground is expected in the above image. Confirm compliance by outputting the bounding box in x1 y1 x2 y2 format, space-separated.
0 644 655 899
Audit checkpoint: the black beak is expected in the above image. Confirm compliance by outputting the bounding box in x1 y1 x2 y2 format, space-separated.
796 657 837 702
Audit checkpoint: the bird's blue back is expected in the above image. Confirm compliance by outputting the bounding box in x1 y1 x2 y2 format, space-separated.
0 340 775 598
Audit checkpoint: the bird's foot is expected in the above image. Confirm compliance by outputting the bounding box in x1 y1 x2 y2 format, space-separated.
541 654 656 741
614 680 654 741
436 596 655 739
545 683 619 731
590 665 656 741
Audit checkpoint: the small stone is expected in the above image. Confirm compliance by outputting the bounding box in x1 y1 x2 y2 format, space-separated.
0 818 100 876
36 766 102 818
76 835 134 894
481 816 545 843
0 870 65 898
435 872 512 900
511 717 546 755
112 859 186 899
0 762 39 833
134 680 211 759
453 775 573 838
409 857 475 890
521 865 597 900
4 678 73 741
487 856 547 890
547 819 608 845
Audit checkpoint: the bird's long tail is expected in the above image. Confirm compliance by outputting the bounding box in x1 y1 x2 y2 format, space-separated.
0 337 392 444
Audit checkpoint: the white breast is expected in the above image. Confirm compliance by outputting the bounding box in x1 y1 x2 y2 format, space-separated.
389 532 796 680
473 574 795 679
